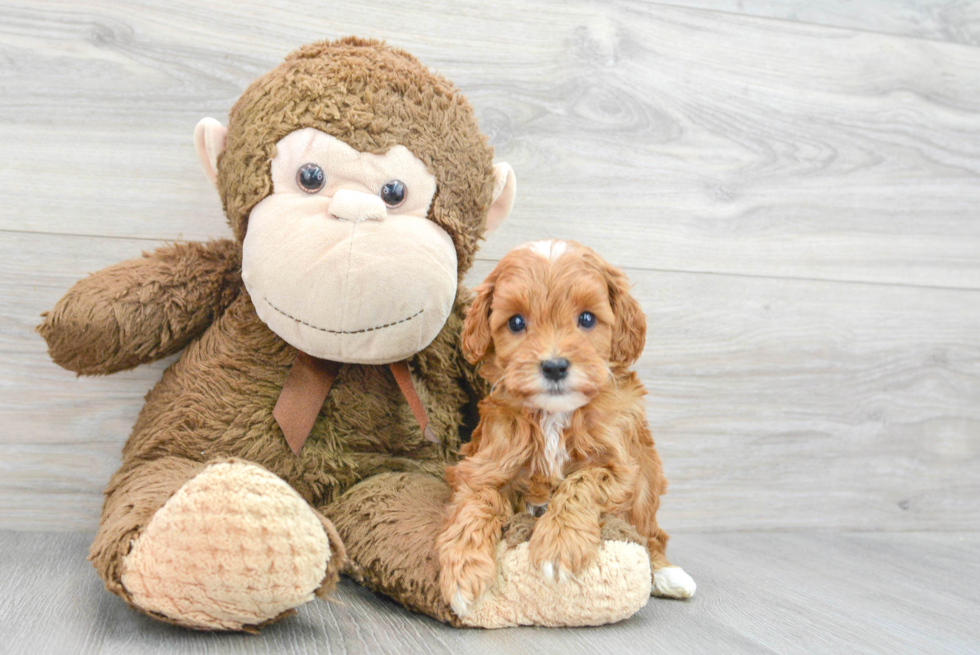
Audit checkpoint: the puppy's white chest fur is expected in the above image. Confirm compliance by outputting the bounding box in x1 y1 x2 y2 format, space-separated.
536 410 571 478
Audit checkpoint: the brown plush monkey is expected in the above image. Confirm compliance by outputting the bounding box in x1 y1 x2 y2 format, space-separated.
38 37 652 631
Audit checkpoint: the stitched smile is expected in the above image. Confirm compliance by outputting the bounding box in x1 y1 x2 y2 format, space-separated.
264 296 424 334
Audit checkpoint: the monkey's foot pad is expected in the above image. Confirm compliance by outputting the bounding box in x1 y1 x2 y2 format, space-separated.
120 461 334 630
461 539 652 628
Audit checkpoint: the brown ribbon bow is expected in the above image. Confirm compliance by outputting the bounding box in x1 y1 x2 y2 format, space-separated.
273 351 438 456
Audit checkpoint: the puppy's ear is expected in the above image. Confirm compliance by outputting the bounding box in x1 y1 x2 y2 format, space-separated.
602 261 646 366
461 279 496 364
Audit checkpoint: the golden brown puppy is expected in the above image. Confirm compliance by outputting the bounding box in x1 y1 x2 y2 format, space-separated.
436 239 696 616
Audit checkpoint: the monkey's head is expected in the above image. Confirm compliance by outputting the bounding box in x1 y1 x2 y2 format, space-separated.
194 37 516 364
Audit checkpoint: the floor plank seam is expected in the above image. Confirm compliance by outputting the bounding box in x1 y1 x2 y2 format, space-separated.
641 0 980 51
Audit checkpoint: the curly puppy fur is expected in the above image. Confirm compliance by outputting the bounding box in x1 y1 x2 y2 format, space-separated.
436 240 676 615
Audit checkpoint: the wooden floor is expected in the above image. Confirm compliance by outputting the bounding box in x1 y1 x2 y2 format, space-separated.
2 0 979 652
2 530 978 655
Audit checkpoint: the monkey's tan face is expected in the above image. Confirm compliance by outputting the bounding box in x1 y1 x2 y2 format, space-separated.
241 128 457 364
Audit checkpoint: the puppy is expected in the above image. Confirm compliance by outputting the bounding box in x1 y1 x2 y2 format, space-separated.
436 239 696 617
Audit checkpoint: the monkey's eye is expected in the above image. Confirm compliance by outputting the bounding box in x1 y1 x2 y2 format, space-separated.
380 180 406 207
578 311 596 329
296 163 325 194
508 315 527 334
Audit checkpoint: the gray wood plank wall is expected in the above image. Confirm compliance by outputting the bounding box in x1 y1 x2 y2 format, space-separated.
1 0 978 532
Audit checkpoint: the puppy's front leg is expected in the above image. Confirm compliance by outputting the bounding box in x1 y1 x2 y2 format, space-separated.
436 486 510 617
528 468 616 582
437 415 533 616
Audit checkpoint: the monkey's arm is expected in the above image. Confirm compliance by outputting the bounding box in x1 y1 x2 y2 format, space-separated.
38 239 242 375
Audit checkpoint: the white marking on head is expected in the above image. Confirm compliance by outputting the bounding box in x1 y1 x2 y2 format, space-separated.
523 239 568 262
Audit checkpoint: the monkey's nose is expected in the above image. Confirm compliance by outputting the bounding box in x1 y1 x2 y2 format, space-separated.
327 189 387 223
540 358 570 382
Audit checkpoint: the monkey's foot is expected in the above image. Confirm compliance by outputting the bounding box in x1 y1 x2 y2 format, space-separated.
459 514 651 628
329 472 651 628
119 460 342 631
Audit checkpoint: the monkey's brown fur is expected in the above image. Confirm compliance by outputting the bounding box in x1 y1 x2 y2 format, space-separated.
219 38 495 275
39 37 492 628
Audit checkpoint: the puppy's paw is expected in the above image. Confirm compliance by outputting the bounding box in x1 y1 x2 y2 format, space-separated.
653 566 697 599
449 585 475 618
537 559 578 584
528 513 600 582
539 560 560 583
441 562 495 618
437 544 497 618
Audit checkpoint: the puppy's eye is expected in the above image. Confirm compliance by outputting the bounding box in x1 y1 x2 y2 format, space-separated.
508 315 526 333
297 163 325 194
380 180 406 207
578 311 596 329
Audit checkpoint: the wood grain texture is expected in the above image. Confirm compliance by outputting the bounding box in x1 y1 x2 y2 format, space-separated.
3 233 978 531
2 1 980 287
1 530 978 654
2 4 979 648
0 1 978 531
657 0 980 46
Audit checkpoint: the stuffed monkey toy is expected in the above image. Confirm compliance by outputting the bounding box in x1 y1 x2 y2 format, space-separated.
38 38 654 631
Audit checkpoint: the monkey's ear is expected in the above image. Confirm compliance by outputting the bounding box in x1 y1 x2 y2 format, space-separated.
484 163 516 236
194 117 228 185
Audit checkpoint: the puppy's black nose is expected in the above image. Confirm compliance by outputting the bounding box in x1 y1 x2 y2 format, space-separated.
540 358 570 382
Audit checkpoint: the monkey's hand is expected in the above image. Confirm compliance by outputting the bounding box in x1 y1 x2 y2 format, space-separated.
38 240 241 375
